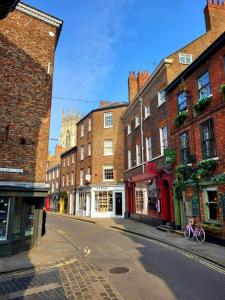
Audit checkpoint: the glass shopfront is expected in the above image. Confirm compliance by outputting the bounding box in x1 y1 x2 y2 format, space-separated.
135 183 148 215
0 197 10 241
95 191 113 212
12 197 23 240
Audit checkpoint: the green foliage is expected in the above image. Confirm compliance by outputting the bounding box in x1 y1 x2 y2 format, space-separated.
201 223 222 234
174 110 188 126
220 83 225 94
212 173 225 184
197 159 218 178
194 95 212 116
164 148 176 164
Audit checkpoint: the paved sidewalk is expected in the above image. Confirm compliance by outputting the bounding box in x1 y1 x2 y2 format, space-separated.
49 212 225 269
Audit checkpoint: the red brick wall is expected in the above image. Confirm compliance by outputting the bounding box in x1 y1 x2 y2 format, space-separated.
60 149 77 193
0 9 59 183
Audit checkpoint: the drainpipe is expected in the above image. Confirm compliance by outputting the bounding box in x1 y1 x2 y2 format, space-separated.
139 97 145 173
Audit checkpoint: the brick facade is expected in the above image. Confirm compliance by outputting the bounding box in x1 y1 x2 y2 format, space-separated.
0 6 62 183
166 32 225 238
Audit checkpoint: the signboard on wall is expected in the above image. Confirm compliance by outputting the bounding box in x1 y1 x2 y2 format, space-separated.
0 168 23 174
221 194 225 220
192 196 199 217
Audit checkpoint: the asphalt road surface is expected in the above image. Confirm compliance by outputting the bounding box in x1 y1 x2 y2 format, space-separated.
47 214 225 300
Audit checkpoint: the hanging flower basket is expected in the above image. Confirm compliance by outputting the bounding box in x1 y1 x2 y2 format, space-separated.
194 95 212 116
174 110 188 126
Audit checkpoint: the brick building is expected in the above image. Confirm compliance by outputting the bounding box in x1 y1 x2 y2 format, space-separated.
122 0 225 227
46 163 61 212
0 3 62 256
166 32 225 240
75 101 128 218
59 146 77 214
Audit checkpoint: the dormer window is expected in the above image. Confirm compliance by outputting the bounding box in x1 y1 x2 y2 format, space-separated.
179 53 192 65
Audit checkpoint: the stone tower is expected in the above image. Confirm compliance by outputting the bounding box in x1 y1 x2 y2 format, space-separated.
60 110 81 149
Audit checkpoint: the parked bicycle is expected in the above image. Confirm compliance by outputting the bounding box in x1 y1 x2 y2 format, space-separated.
184 218 205 243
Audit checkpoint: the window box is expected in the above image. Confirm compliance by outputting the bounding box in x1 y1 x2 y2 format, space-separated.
174 110 188 126
194 95 212 116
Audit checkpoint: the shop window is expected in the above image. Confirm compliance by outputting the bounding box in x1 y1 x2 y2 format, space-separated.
148 180 158 211
200 119 216 159
204 189 220 222
79 192 86 211
197 71 211 99
135 189 144 213
95 191 113 212
0 197 10 241
12 197 23 240
25 204 35 237
180 131 190 164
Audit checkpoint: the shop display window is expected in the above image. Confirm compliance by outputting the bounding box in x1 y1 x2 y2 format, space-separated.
12 197 23 239
95 191 113 212
0 197 10 241
25 205 35 236
148 180 157 211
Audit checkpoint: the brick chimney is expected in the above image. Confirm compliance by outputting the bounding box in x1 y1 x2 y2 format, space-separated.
128 70 150 103
204 0 225 32
99 100 112 108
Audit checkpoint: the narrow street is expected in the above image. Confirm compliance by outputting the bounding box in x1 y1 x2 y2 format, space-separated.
1 214 225 300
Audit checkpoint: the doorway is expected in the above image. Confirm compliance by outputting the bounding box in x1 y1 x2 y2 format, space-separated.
115 193 123 216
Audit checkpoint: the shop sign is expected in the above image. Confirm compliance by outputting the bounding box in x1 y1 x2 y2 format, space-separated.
0 167 23 174
221 194 225 220
96 186 110 191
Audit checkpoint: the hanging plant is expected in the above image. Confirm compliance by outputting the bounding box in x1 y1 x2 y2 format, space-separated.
220 84 225 100
174 110 188 126
164 148 176 164
197 159 218 178
194 95 212 116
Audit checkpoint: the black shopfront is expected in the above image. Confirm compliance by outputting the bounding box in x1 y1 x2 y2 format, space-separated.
0 183 47 257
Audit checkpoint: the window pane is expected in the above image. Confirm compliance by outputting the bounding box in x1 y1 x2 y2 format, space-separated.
104 166 113 180
0 197 10 241
104 113 113 127
12 197 23 240
178 92 187 111
25 204 35 236
198 72 210 98
201 119 216 159
104 140 113 155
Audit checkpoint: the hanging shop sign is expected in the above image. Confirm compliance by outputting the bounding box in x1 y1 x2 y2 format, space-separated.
0 168 23 174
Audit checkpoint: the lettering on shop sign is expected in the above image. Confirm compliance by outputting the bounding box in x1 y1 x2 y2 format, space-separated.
96 187 110 191
221 194 225 220
0 168 23 174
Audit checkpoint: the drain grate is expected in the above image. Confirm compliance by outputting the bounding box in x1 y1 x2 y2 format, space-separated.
109 267 129 274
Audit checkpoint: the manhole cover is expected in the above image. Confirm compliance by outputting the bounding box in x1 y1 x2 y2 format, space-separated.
109 267 129 274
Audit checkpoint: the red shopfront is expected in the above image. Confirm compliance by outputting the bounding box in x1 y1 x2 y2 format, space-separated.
125 162 174 226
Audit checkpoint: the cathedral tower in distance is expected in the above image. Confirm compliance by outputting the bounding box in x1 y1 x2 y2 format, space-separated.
60 111 81 150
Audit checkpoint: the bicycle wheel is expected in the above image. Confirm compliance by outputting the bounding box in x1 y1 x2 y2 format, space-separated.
196 228 205 243
184 228 190 239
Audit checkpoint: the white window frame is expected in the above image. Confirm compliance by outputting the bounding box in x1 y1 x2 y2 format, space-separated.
146 137 152 161
67 157 70 166
127 124 131 135
62 175 65 187
81 145 84 161
136 144 141 166
104 112 113 128
71 172 74 186
66 173 69 186
72 154 75 164
179 53 192 65
144 105 151 119
103 165 114 181
160 126 168 155
81 123 84 138
88 143 91 156
104 140 113 156
88 118 92 132
158 90 166 107
135 116 140 128
56 169 59 178
128 150 132 169
52 171 55 180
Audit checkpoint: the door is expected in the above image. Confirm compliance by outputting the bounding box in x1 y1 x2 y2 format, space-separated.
115 193 123 216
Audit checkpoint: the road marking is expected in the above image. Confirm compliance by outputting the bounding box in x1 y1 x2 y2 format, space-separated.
110 227 225 276
0 283 61 299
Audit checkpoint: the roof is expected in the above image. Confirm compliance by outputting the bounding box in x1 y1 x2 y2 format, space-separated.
165 31 225 93
61 146 77 158
16 2 63 46
77 102 128 125
0 0 20 20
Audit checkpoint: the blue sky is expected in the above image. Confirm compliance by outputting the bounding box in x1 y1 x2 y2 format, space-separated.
24 0 207 153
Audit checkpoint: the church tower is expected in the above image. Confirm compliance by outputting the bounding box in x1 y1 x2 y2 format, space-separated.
60 110 81 150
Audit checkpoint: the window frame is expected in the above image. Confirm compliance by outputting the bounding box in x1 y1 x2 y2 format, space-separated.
136 144 141 166
80 169 84 186
128 150 132 169
80 145 84 161
146 137 152 162
103 165 114 181
88 118 92 132
179 53 193 65
158 90 166 106
135 116 140 128
197 71 211 99
80 123 84 138
127 124 131 135
200 118 216 159
104 140 113 156
88 143 91 156
160 126 168 155
180 131 190 164
144 105 151 119
177 91 188 112
104 112 113 128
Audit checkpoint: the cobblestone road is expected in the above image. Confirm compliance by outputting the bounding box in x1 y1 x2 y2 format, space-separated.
0 256 123 300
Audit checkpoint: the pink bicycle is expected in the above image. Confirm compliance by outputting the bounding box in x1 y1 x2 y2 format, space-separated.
184 218 205 243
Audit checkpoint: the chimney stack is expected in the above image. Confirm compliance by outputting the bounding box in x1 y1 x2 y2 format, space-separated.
99 100 112 108
204 0 225 32
128 70 150 103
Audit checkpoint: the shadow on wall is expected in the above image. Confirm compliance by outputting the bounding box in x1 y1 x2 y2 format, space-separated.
0 32 52 184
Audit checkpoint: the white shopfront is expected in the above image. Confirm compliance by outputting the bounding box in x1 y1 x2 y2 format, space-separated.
75 184 125 218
